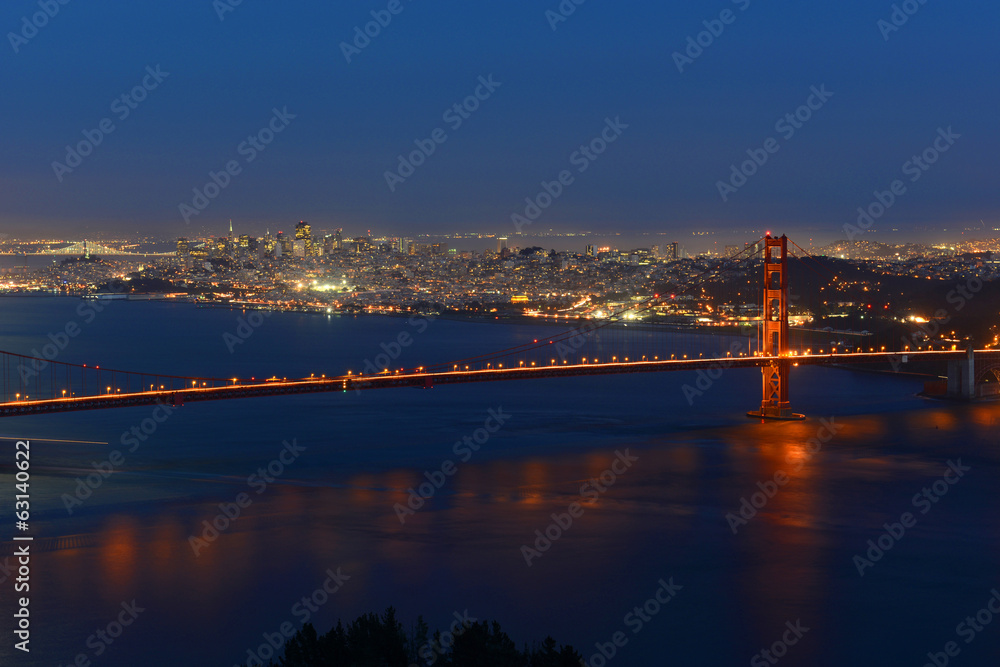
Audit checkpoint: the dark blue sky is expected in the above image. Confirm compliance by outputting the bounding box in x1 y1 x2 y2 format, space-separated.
2 0 997 243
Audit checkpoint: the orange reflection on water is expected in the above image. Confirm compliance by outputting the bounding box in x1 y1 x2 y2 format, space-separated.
518 460 548 505
348 474 378 508
148 515 185 590
727 423 825 666
100 516 139 603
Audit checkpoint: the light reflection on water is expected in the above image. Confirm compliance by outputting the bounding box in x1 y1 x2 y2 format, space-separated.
0 299 997 666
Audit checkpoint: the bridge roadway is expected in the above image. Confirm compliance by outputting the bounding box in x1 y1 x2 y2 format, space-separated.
0 350 982 418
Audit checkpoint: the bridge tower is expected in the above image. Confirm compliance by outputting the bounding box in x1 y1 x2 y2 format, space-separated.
748 234 804 420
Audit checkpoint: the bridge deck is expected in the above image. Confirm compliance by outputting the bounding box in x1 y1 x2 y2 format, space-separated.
0 350 983 417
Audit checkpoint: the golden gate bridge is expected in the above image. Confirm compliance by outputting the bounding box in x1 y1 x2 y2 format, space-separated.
2 235 997 419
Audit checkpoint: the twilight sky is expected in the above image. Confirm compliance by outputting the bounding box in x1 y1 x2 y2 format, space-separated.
1 0 997 243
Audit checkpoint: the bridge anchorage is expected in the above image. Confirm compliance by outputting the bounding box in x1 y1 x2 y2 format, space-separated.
747 234 805 421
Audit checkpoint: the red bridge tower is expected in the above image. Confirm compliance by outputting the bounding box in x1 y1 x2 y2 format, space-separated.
748 234 805 420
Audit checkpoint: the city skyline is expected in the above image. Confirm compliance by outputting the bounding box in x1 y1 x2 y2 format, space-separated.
3 4 1000 665
2 2 998 239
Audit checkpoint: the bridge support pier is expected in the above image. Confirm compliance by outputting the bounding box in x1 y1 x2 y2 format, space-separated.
946 347 976 400
746 234 804 421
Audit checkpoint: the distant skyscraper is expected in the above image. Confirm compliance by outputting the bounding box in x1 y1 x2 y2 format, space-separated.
585 244 594 257
497 237 508 253
176 237 190 256
668 242 678 260
295 221 314 255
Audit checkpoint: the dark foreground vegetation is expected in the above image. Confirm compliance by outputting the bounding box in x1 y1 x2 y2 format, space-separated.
239 607 582 667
